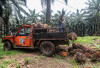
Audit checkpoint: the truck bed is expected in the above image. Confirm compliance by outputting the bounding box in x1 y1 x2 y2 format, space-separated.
33 32 67 40
33 27 68 40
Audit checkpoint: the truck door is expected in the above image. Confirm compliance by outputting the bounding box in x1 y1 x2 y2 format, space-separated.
14 27 31 46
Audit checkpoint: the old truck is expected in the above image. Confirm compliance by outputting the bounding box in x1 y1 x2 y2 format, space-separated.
2 24 69 56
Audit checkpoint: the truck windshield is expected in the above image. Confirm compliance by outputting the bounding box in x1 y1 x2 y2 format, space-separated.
18 27 31 36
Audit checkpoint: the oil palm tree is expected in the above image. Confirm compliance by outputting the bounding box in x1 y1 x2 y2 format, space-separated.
26 9 39 24
66 10 86 36
0 0 6 17
1 0 28 35
41 0 68 24
39 9 46 23
85 0 100 34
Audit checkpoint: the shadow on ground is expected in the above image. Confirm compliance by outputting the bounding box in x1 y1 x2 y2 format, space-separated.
13 48 40 54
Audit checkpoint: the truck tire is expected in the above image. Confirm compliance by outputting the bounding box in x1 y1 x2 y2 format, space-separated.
4 41 12 51
40 41 55 57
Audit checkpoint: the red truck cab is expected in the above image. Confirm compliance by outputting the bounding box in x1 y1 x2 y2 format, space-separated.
2 25 34 49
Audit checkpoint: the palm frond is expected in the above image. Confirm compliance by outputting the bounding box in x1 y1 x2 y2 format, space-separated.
10 0 29 16
51 0 55 4
41 0 47 8
21 0 27 5
64 0 68 4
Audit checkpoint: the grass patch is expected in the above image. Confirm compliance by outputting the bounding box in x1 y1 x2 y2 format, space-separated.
0 58 20 68
69 59 78 65
52 54 65 63
53 54 63 59
74 36 100 44
0 39 23 58
40 54 46 59
92 66 100 68
96 46 100 50
0 59 15 68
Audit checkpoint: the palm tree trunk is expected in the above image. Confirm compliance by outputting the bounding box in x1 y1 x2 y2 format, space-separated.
0 21 2 38
4 22 6 36
0 28 2 38
6 22 9 36
97 18 100 35
4 16 9 36
94 21 96 34
46 0 51 24
6 18 9 36
0 6 3 17
95 16 100 35
95 10 100 35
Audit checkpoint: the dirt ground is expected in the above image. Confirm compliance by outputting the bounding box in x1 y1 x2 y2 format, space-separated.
0 45 100 68
0 48 74 68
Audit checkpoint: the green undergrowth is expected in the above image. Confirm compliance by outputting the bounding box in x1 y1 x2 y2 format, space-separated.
74 36 100 44
0 59 14 68
0 39 23 58
0 58 19 68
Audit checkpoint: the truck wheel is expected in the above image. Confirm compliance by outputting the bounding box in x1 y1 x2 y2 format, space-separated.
4 41 12 51
40 41 55 57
